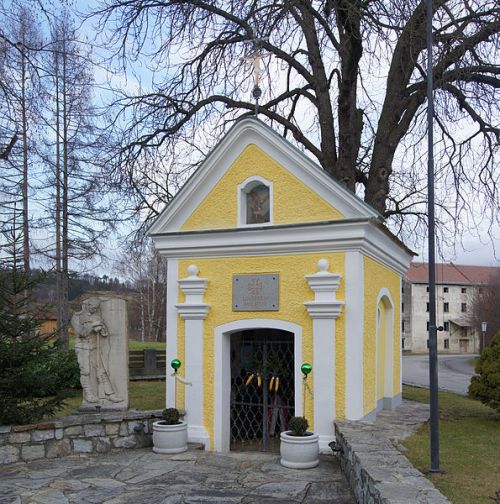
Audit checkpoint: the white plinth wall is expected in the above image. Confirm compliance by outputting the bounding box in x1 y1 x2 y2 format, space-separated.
304 259 344 453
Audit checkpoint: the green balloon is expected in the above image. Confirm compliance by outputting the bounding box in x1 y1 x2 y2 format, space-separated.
171 358 181 371
301 363 312 376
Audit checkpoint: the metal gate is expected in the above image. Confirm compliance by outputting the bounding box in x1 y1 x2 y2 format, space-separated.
230 329 295 452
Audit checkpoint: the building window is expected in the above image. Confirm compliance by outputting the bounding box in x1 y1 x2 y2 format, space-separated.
461 287 467 294
402 321 405 332
426 302 429 312
443 287 449 293
238 177 272 226
426 321 429 331
426 286 429 292
444 302 449 313
427 339 429 348
444 321 449 331
461 303 467 313
402 338 405 349
402 302 404 313
444 339 449 349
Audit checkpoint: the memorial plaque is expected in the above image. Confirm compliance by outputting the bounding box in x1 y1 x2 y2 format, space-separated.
233 274 279 311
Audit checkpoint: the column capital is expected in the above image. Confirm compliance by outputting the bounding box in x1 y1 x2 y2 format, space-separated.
304 259 344 320
177 264 210 319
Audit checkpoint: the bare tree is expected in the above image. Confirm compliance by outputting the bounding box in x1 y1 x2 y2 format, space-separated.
116 240 167 342
94 0 499 244
0 5 44 274
37 13 123 349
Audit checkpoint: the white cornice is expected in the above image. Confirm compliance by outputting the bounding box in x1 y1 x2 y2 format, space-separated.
175 303 210 320
147 118 379 235
304 301 344 319
151 220 413 275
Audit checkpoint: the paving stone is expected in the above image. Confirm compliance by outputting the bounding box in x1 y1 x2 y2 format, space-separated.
250 481 309 499
24 488 69 504
49 478 91 492
21 444 45 461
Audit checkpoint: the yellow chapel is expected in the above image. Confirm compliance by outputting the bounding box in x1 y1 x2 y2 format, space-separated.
149 117 414 453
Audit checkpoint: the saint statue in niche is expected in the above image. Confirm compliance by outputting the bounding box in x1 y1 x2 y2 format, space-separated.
246 183 270 224
71 297 123 406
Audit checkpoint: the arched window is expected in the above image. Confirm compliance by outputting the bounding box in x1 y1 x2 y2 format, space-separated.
238 177 273 226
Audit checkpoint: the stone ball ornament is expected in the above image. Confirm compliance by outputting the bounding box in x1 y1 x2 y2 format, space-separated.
187 264 199 276
171 358 182 372
317 258 329 273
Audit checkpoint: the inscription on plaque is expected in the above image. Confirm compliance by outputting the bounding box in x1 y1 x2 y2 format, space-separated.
233 274 279 311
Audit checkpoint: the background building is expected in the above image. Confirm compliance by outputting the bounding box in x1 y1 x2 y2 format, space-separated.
402 263 498 353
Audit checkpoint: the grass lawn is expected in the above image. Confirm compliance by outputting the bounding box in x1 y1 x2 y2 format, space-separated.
52 380 166 418
402 385 499 504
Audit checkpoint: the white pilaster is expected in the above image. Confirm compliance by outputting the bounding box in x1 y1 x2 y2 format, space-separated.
165 259 178 408
345 251 365 420
304 259 344 453
175 264 210 448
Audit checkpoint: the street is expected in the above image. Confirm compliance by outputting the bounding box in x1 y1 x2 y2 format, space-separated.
402 354 478 395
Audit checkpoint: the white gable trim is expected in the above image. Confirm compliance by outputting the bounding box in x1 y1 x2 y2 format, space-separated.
148 118 379 235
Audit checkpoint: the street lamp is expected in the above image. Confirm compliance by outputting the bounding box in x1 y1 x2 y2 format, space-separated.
481 321 487 352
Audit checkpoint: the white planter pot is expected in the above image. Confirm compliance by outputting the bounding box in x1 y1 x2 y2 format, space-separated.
152 421 188 454
280 431 320 469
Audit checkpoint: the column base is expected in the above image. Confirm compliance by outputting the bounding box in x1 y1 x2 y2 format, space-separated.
188 425 211 450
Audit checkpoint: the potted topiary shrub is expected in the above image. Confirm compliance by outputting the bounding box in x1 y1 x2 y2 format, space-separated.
280 416 319 469
152 408 188 454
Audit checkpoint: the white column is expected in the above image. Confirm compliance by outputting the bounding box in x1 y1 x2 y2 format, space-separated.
165 259 179 408
304 259 344 453
345 251 365 420
175 264 210 449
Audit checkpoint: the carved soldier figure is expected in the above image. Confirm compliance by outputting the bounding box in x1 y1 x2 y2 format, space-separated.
71 297 123 406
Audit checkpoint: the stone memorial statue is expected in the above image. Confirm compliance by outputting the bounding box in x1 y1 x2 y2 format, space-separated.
71 296 129 411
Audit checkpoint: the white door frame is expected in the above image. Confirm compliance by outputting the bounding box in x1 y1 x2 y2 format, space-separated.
214 319 303 452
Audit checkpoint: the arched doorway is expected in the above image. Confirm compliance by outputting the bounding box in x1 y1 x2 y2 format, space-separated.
230 329 294 451
376 291 394 410
214 319 303 452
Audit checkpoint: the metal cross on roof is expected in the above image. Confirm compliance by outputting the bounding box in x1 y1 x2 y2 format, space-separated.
242 37 270 115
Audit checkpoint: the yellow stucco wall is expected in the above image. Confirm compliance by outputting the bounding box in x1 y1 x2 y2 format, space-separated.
178 252 345 448
363 256 401 415
180 144 343 231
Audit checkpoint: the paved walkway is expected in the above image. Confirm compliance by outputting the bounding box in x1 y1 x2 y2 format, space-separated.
0 448 355 504
403 354 477 395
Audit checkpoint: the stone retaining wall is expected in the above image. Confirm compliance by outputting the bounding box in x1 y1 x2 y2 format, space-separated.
0 410 163 465
334 402 451 504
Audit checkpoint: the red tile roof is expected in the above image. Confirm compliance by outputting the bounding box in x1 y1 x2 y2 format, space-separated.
406 262 499 285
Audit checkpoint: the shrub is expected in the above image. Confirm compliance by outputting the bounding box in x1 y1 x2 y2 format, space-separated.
288 416 309 436
468 332 500 411
0 268 78 425
161 407 180 425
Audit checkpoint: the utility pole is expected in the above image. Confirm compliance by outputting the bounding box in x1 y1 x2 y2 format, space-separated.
426 0 441 474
